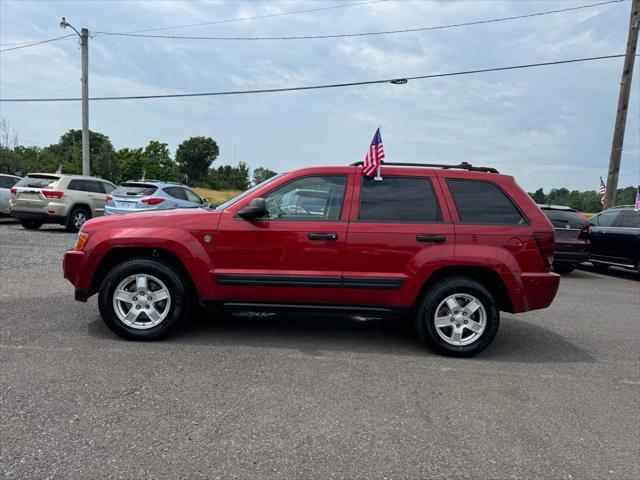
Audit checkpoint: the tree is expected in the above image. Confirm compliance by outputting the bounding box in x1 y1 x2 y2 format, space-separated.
530 188 545 204
175 136 219 184
117 141 179 183
253 167 278 185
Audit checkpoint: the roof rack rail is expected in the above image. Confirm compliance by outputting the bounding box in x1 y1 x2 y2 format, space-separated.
349 161 499 173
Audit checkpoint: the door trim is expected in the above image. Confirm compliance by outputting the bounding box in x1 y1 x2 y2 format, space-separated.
215 274 403 289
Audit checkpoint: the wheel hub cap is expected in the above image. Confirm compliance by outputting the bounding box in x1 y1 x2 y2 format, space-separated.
433 293 487 346
112 274 171 330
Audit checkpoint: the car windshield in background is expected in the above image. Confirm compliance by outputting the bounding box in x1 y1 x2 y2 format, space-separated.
215 174 283 211
15 175 60 189
112 183 158 196
542 209 587 229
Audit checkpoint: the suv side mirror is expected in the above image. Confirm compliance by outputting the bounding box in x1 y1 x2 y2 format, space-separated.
238 198 267 220
201 198 210 207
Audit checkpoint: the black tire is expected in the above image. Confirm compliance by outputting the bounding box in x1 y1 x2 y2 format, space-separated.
553 263 575 274
20 219 43 230
98 257 191 340
66 207 90 232
415 277 500 357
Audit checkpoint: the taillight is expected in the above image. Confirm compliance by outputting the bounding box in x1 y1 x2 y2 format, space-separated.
578 224 590 240
106 194 113 202
10 187 17 196
533 231 555 268
141 198 165 206
42 190 64 199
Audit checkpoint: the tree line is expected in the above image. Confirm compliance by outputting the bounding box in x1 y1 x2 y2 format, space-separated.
0 125 277 190
528 187 638 213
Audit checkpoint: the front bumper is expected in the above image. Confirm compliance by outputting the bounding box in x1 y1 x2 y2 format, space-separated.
63 249 97 302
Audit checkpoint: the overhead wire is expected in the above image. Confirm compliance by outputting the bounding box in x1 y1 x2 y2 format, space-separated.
0 54 625 102
0 34 75 52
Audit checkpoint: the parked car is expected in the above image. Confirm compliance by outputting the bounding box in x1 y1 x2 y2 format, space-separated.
63 162 560 357
0 174 21 215
588 205 640 273
105 180 206 215
538 204 590 274
10 173 116 231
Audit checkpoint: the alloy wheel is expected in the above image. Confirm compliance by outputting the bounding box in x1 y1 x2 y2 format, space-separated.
112 273 171 329
432 293 487 346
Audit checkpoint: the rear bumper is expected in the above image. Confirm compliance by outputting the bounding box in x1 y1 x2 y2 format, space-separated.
514 272 560 313
11 211 66 224
554 250 590 264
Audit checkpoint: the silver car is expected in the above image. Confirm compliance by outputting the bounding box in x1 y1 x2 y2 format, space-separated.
0 174 21 215
105 181 206 215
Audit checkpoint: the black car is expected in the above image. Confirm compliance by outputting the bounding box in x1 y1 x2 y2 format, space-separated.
538 205 590 273
589 206 640 273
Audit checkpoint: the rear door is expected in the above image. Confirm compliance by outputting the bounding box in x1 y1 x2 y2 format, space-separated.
343 171 454 309
589 210 623 261
213 173 354 305
605 210 640 267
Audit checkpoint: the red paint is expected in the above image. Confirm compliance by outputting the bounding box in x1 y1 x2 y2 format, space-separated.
63 165 559 314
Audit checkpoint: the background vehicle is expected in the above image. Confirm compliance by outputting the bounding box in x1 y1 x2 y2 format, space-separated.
105 180 206 215
0 174 21 215
64 162 560 357
10 173 116 231
589 206 640 273
538 204 590 274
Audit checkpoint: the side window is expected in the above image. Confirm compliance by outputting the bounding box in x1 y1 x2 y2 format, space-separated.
102 182 116 194
184 188 202 203
359 177 441 222
447 179 526 225
616 210 640 228
264 175 347 221
164 187 188 201
0 176 19 188
67 179 86 191
85 180 103 193
590 210 619 227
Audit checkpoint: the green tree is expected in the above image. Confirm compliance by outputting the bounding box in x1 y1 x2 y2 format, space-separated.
253 167 278 185
175 136 219 184
117 142 179 183
44 129 117 179
529 188 545 204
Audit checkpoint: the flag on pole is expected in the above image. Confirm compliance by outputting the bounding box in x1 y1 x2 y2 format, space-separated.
362 128 385 178
599 177 607 206
635 189 640 212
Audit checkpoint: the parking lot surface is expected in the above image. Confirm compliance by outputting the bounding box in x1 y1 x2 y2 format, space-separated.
1 219 638 479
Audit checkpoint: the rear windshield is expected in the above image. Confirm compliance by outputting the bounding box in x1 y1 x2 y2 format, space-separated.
112 183 158 196
15 174 60 189
541 209 587 229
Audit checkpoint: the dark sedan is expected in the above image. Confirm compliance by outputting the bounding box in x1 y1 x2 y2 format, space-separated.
589 206 640 274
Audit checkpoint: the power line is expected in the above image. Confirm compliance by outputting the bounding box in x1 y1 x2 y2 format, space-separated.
0 54 625 103
94 0 625 42
0 34 75 52
112 0 388 35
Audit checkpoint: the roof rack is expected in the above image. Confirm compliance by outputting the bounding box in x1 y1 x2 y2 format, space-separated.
349 161 499 173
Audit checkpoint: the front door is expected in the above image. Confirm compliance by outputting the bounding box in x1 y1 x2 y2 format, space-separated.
213 174 354 305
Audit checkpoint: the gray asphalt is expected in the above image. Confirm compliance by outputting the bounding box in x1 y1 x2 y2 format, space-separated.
1 218 638 479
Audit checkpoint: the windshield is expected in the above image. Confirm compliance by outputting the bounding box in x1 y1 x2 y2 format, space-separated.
215 174 283 210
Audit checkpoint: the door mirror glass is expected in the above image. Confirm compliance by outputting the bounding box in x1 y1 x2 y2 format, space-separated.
238 198 267 220
201 198 210 207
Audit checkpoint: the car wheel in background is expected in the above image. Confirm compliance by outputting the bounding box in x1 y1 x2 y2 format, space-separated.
98 257 190 340
20 219 43 230
415 277 500 357
66 207 89 232
552 263 575 274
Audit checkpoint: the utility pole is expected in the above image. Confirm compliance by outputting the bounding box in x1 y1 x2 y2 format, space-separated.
60 18 90 176
604 0 639 209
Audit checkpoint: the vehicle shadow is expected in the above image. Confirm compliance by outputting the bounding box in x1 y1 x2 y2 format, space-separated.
88 310 594 364
576 263 638 282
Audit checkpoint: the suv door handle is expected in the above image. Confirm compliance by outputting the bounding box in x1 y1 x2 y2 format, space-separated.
416 234 446 243
308 233 338 241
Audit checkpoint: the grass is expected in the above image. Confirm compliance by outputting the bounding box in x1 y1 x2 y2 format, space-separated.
192 187 242 205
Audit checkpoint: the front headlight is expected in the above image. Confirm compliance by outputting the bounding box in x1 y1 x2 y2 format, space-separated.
75 231 90 251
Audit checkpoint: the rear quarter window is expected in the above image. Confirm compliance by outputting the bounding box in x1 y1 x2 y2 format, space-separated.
15 175 60 189
447 179 526 225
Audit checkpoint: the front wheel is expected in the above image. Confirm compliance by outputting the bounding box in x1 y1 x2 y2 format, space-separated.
98 258 190 340
415 277 500 357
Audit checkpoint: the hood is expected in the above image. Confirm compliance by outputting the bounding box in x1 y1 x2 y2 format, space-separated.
83 207 221 232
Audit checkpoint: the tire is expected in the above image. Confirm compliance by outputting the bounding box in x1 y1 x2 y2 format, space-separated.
98 257 191 340
20 219 43 230
553 263 575 274
415 277 500 357
66 207 90 232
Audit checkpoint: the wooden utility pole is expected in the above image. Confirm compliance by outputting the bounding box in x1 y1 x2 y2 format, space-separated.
604 0 639 209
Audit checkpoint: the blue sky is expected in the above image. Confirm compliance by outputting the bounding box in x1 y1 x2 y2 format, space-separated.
0 0 638 191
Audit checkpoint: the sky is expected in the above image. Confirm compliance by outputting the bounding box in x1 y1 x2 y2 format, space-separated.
0 0 638 192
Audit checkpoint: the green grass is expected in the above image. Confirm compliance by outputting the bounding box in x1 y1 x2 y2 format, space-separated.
192 187 241 205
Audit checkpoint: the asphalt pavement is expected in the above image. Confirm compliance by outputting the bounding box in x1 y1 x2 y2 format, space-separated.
1 219 638 479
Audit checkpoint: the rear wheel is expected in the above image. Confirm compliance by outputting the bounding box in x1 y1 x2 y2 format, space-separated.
98 258 190 340
20 219 43 230
553 263 575 274
66 207 89 232
415 277 500 357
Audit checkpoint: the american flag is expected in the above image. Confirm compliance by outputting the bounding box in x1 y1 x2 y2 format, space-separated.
363 128 385 177
599 177 607 206
635 190 640 212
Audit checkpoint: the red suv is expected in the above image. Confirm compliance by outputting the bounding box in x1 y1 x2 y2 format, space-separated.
63 162 559 356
